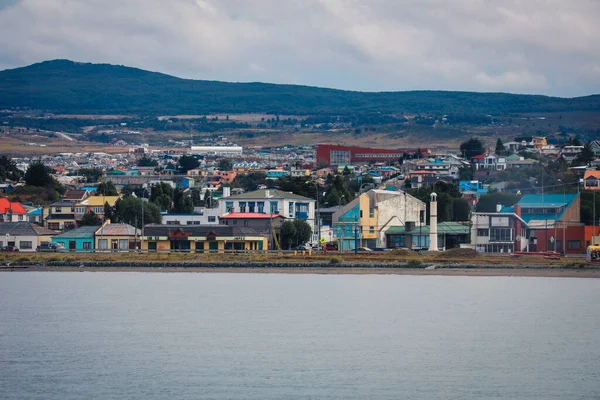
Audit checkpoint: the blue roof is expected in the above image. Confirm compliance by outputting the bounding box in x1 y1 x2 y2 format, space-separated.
28 208 42 215
501 193 579 224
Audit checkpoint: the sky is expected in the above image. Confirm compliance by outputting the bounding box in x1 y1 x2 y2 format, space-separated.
0 0 598 97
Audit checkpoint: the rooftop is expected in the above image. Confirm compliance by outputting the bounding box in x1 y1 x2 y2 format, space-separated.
53 225 99 239
220 212 282 219
223 189 313 201
386 222 470 236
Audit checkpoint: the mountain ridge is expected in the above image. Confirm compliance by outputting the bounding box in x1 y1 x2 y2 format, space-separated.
1 59 599 115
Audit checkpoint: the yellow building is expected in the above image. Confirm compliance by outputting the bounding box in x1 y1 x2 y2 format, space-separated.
141 225 268 252
532 136 547 148
76 196 121 221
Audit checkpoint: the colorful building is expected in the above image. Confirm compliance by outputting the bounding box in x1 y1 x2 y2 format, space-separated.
0 222 57 251
0 198 28 222
332 189 425 250
95 223 140 251
316 144 427 166
141 225 267 252
52 225 98 251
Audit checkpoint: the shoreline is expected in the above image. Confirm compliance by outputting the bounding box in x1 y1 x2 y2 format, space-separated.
3 265 600 278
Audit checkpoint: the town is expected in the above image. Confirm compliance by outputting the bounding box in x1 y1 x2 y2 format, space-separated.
1 135 599 257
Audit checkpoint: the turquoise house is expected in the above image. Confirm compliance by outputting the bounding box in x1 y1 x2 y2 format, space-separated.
51 225 98 251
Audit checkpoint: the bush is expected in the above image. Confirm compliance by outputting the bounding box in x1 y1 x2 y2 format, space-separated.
436 248 479 259
406 259 423 268
329 257 343 265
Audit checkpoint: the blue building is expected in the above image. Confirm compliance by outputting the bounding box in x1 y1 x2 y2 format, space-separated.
52 225 98 251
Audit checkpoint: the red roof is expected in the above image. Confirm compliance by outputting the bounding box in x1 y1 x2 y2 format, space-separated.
220 212 281 219
0 198 27 214
470 154 487 160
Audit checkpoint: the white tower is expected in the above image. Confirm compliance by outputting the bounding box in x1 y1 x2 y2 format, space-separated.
429 192 439 251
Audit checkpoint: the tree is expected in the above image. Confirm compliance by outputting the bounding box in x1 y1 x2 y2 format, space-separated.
460 137 486 159
191 188 203 207
172 187 194 213
96 181 118 196
79 211 101 226
279 219 312 249
178 155 200 172
495 138 506 156
150 182 173 211
573 142 594 166
203 190 213 208
218 159 233 171
114 196 162 229
104 202 116 222
24 161 53 187
476 192 521 212
137 155 158 167
0 156 23 182
77 168 102 183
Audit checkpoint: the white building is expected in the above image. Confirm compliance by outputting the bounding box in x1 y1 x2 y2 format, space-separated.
191 146 243 156
219 189 317 236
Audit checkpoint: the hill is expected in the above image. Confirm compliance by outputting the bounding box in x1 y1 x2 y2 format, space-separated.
1 59 599 115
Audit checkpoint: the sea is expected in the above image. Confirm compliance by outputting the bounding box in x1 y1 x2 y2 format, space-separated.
1 272 599 400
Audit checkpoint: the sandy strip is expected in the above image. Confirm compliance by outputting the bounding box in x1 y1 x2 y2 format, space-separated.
3 266 600 278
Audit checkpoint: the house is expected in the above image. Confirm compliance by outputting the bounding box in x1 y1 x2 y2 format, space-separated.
219 189 316 235
27 207 43 224
458 181 488 197
532 136 547 149
0 222 57 252
506 155 537 169
95 223 140 251
219 212 286 249
470 154 499 170
141 225 268 252
583 170 600 190
212 170 237 184
290 168 311 178
75 195 121 221
43 200 76 230
332 189 426 250
561 146 584 163
51 225 98 251
266 169 289 179
162 209 221 226
0 184 14 194
0 198 28 222
386 222 470 250
63 189 90 202
471 193 584 254
233 162 260 173
590 140 600 157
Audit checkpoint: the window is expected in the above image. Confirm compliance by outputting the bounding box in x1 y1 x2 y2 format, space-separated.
289 202 294 216
477 229 489 237
270 201 278 213
76 207 86 214
369 207 375 218
369 226 375 234
119 240 128 250
48 223 60 230
18 215 23 221
233 220 238 225
257 202 265 213
187 221 193 225
83 242 92 250
93 207 103 214
491 228 512 242
98 239 108 250
239 202 246 213
226 202 234 212
248 202 256 213
360 210 363 218
55 207 62 213
208 216 216 223
167 220 180 225
19 241 32 249
568 240 582 250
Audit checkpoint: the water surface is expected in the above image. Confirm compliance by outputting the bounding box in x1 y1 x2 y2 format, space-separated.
1 272 599 399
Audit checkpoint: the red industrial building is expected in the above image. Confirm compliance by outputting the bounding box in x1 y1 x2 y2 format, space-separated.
316 144 428 166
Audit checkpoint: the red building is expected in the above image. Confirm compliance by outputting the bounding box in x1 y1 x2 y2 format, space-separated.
317 144 428 166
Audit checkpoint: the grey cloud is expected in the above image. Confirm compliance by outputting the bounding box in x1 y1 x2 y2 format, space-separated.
0 0 598 96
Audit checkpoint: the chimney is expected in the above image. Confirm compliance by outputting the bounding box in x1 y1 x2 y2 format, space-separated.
496 203 503 213
223 186 231 198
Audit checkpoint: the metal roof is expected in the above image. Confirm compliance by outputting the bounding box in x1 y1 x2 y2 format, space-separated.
222 189 313 201
143 224 263 237
0 222 57 236
386 222 470 236
53 225 99 239
96 224 140 236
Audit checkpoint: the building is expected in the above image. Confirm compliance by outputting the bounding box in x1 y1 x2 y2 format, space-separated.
190 146 243 156
0 198 28 222
385 222 470 250
583 170 600 190
219 212 286 249
0 222 57 251
75 196 121 221
532 136 548 149
332 189 425 250
590 140 600 157
316 144 427 166
162 209 222 226
471 193 584 254
52 225 98 251
219 189 316 235
141 225 267 252
43 200 77 230
266 169 289 179
95 223 140 251
561 146 584 163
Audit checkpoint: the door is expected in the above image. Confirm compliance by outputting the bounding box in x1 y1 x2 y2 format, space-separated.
69 241 76 250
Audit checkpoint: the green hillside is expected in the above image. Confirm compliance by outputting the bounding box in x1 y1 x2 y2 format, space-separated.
1 59 599 115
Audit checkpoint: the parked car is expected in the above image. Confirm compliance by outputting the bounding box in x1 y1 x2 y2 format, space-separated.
357 247 373 252
324 243 338 251
292 244 311 251
0 246 19 252
36 242 68 253
372 247 391 252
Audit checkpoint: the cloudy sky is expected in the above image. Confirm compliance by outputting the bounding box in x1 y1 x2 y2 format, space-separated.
0 0 598 96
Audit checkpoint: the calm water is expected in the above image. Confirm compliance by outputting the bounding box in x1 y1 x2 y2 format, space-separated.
1 272 599 400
